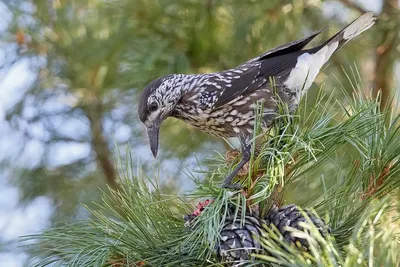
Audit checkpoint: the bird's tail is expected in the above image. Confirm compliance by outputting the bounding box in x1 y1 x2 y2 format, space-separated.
283 12 376 93
321 12 376 49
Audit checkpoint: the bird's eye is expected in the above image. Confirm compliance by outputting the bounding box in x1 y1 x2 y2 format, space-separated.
149 102 158 112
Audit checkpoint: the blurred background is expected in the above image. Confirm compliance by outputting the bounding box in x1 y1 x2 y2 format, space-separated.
0 0 399 265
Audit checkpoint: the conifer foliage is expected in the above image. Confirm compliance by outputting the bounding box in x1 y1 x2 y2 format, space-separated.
24 77 400 266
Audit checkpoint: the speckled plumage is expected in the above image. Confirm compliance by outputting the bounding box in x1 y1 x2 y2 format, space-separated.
138 13 376 189
169 70 287 139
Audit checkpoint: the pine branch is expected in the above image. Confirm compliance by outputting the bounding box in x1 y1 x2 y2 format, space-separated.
335 0 368 14
21 71 400 266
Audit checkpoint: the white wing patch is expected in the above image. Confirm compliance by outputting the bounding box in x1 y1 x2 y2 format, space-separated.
284 41 339 92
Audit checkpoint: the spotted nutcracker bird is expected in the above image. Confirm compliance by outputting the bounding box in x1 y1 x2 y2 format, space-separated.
138 13 375 189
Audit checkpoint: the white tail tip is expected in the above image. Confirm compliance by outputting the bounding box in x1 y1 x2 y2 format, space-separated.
343 12 376 40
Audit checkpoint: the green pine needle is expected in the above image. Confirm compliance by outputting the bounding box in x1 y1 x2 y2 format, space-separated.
21 69 400 266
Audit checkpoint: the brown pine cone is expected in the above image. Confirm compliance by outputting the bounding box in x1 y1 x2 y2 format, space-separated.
265 204 330 249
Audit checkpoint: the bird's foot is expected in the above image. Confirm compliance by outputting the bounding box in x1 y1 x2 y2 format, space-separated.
225 150 249 177
221 181 243 190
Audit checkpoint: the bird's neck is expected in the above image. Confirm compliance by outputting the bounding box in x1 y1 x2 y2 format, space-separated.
168 74 208 119
179 74 211 93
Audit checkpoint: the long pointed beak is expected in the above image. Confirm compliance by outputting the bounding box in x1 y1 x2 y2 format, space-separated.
146 124 160 158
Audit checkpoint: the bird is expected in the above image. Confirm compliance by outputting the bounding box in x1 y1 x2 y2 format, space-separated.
138 12 376 190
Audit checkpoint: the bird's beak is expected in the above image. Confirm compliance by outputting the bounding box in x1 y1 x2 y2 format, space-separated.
146 122 161 158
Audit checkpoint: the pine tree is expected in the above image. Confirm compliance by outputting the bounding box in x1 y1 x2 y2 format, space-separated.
22 73 400 266
1 0 399 265
2 0 398 225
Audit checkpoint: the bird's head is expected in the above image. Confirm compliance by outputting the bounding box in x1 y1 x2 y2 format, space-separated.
138 75 182 158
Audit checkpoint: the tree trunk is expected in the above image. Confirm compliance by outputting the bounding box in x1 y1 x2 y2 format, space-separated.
85 101 118 189
372 0 399 110
337 0 399 110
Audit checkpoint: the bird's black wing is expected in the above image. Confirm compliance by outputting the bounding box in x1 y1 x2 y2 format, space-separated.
210 30 326 109
211 49 315 109
245 28 326 63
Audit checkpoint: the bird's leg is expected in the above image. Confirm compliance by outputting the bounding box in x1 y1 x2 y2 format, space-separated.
221 142 251 190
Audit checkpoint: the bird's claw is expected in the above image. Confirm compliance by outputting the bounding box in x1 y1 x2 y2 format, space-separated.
221 182 243 190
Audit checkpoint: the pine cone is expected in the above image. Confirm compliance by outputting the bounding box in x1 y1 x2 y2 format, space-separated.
184 201 330 264
265 204 330 249
216 215 264 263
